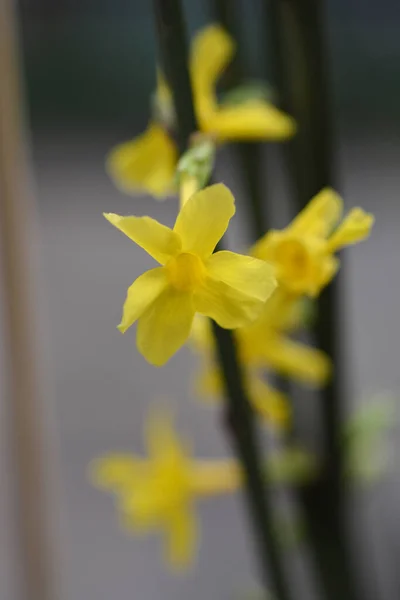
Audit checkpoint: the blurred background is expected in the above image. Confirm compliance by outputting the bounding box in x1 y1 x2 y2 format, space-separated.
1 0 400 599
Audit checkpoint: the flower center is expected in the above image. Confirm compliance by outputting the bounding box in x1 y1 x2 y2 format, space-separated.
274 238 312 284
166 252 206 292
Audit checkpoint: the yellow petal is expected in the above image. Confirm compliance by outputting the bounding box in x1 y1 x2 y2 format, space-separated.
261 336 332 385
106 122 178 198
190 24 234 100
118 268 167 333
191 460 241 495
200 100 296 142
206 250 277 302
104 213 181 265
89 454 145 491
195 364 222 400
165 507 197 569
249 376 291 427
145 411 185 463
194 276 265 328
137 288 195 365
189 315 214 353
289 188 343 238
307 254 339 297
326 208 375 253
173 183 235 258
155 69 173 109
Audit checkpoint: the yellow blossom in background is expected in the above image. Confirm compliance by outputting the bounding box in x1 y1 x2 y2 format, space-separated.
191 289 331 386
252 188 375 297
107 24 295 198
196 362 290 427
189 24 295 141
106 122 178 198
104 183 276 365
90 412 240 568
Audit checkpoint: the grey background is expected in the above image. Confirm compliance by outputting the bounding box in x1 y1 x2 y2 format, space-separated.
1 0 400 599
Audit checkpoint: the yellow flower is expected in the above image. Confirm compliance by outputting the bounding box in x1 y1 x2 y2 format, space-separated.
90 412 240 568
189 24 295 141
104 183 276 365
252 188 375 296
191 290 331 386
107 24 295 198
106 122 178 198
196 362 290 427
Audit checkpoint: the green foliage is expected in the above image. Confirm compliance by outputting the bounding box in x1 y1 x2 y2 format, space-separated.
176 137 216 188
221 81 276 106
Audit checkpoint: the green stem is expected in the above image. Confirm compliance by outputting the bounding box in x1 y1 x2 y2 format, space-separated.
266 1 361 599
211 0 267 239
152 2 290 597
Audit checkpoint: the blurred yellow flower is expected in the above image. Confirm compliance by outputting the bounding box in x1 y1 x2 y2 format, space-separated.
90 412 240 568
106 122 178 198
196 362 290 427
191 290 331 386
107 24 295 198
189 24 295 141
104 183 276 365
252 188 374 296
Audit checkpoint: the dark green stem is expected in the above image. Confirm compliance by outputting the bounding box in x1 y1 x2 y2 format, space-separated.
266 1 361 599
152 2 290 597
211 0 267 239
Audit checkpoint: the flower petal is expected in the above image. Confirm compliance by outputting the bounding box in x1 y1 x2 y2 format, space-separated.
104 213 181 265
289 188 343 238
249 375 290 427
173 184 235 258
190 24 234 99
165 507 197 568
200 100 296 141
89 454 145 492
326 207 375 253
106 122 178 198
145 411 186 463
118 268 167 333
194 277 265 328
206 250 277 302
137 288 195 365
261 336 332 385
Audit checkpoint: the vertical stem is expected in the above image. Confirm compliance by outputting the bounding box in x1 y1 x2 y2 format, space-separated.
211 0 267 239
0 1 55 599
266 1 361 599
152 2 291 598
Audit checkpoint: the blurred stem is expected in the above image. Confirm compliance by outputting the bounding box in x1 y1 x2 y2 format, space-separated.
266 1 361 599
152 2 290 598
211 0 266 239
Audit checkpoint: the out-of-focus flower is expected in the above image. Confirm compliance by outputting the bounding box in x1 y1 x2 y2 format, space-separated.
107 24 295 198
106 122 178 198
90 412 240 568
252 188 374 296
196 363 290 427
189 25 295 141
191 290 331 386
104 183 276 365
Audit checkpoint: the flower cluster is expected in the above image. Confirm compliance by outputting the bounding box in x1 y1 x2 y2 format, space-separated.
106 24 295 199
91 23 375 572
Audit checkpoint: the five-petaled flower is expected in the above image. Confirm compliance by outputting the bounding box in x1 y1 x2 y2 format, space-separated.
90 412 240 568
107 24 295 198
104 183 276 365
252 188 374 297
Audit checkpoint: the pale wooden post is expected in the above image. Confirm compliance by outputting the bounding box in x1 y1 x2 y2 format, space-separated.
0 1 56 598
